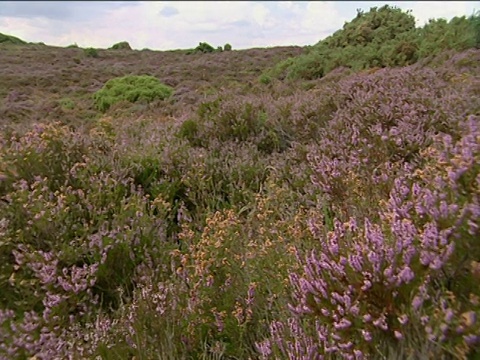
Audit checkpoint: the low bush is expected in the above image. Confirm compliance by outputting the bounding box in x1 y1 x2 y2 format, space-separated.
0 32 26 45
58 97 75 111
110 41 132 50
93 75 174 112
195 42 215 53
84 47 99 58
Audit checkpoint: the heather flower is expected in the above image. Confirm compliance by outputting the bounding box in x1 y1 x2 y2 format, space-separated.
463 334 479 346
398 314 409 325
361 330 372 342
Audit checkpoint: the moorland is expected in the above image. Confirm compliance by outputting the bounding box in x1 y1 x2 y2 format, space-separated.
0 5 479 360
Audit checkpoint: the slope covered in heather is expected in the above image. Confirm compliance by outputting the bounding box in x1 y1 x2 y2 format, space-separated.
0 5 479 360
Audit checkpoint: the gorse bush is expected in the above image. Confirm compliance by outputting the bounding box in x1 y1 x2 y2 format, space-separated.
93 75 174 112
186 42 227 54
0 32 26 45
264 5 480 81
110 41 132 50
84 47 99 58
195 42 215 53
415 15 479 58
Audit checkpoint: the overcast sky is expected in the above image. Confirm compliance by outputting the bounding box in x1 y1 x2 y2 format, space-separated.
0 1 478 50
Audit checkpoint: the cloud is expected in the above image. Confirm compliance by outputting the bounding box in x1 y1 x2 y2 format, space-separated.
0 1 477 50
0 1 139 22
159 6 179 18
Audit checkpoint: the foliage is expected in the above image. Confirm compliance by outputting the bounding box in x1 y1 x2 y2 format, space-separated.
58 97 76 111
84 47 99 58
224 43 233 51
258 73 272 85
0 32 27 45
92 75 174 112
195 42 216 53
263 5 480 81
110 41 132 50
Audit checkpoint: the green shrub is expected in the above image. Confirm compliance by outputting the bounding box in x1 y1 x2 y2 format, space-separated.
195 42 215 53
59 97 75 110
0 32 27 45
93 75 174 112
416 15 480 58
110 41 132 50
84 47 99 58
258 74 272 85
177 119 203 147
261 57 296 81
66 43 79 48
265 5 480 81
224 43 232 51
473 11 480 48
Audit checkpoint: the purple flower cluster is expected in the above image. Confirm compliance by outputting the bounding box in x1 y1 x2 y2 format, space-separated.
258 93 479 358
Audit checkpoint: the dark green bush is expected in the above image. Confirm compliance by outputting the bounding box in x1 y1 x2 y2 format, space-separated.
195 42 215 53
416 15 479 58
264 5 480 81
84 47 99 58
0 32 26 45
93 75 174 112
473 11 480 48
224 43 232 51
110 41 132 50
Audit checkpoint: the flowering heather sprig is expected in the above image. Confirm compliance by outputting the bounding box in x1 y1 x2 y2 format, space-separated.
306 64 471 221
0 123 176 358
260 113 480 358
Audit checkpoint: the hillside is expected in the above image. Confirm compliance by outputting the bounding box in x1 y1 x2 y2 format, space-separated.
0 5 479 360
0 42 303 128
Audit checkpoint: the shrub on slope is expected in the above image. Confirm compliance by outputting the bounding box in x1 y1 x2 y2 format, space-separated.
93 75 174 112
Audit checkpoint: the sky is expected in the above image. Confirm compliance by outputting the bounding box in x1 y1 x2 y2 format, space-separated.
0 1 478 51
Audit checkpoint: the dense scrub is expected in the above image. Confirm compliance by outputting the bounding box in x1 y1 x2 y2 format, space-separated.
110 41 132 50
0 6 479 360
264 5 480 81
0 33 26 45
93 75 173 112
